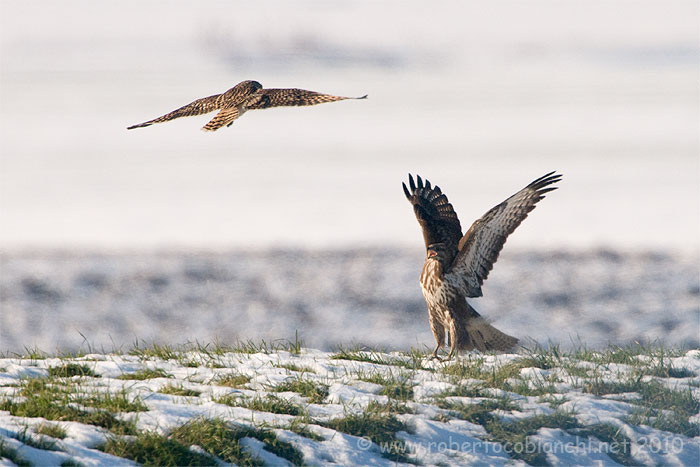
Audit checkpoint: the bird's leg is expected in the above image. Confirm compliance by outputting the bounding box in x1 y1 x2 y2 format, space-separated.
446 347 456 361
445 323 459 361
429 314 445 360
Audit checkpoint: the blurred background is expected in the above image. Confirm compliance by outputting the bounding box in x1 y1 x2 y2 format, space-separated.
1 0 698 353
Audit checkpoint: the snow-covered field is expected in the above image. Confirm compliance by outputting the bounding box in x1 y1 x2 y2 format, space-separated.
0 344 698 465
1 249 698 354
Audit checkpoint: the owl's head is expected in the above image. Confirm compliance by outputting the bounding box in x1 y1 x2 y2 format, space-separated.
240 80 263 93
226 80 263 97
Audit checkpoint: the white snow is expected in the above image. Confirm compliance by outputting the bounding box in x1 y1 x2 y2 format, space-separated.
0 348 698 465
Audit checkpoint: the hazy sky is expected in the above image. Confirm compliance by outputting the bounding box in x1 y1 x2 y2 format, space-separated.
1 0 698 252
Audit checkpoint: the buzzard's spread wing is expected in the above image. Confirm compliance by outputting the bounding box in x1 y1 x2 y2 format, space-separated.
127 95 221 130
403 174 463 258
446 171 562 297
246 88 367 109
202 107 240 132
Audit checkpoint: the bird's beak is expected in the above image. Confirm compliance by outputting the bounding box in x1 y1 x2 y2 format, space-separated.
428 250 438 257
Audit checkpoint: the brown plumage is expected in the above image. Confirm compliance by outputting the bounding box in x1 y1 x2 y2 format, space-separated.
127 80 367 132
403 172 562 359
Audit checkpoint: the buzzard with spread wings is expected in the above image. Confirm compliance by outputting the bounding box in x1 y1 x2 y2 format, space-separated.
127 80 367 132
403 172 562 359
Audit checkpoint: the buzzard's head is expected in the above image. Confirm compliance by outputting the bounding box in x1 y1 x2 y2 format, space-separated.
426 243 451 266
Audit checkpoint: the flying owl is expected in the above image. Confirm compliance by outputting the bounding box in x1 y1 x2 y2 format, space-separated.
127 80 367 132
403 172 562 360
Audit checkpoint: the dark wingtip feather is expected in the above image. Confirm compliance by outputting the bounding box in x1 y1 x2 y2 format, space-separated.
408 174 416 192
529 171 563 191
416 175 424 189
127 122 150 130
356 94 368 99
538 187 558 195
402 182 411 199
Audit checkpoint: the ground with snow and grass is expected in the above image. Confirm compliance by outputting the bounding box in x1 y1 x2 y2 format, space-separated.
0 342 698 466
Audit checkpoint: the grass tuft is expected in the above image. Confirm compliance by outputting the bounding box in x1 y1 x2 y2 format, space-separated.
574 423 634 465
572 342 685 367
276 362 316 373
226 335 305 355
171 417 305 465
287 418 326 441
366 399 414 415
169 418 262 465
437 382 488 398
217 393 307 416
321 401 415 463
101 416 306 466
117 368 172 380
35 422 67 439
79 388 148 413
48 363 96 378
15 426 61 451
0 438 31 467
100 432 216 466
331 345 431 371
13 346 48 360
128 341 180 360
442 356 524 389
484 411 581 465
623 381 700 438
435 397 517 426
519 344 563 370
273 378 329 404
358 373 415 401
159 384 201 397
506 377 559 397
214 373 252 389
0 378 139 435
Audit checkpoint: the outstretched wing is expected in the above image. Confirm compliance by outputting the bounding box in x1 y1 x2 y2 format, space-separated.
127 95 221 129
246 88 367 109
202 106 240 132
402 174 463 259
447 171 562 297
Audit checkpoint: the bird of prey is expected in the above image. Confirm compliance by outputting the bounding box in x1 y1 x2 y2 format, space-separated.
403 171 562 360
127 80 367 132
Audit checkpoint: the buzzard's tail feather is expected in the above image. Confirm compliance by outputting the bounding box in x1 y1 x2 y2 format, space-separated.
460 318 519 352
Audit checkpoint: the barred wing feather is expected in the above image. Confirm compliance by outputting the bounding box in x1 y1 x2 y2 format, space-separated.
402 174 463 259
202 106 240 132
246 88 366 109
127 95 221 129
446 172 562 297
